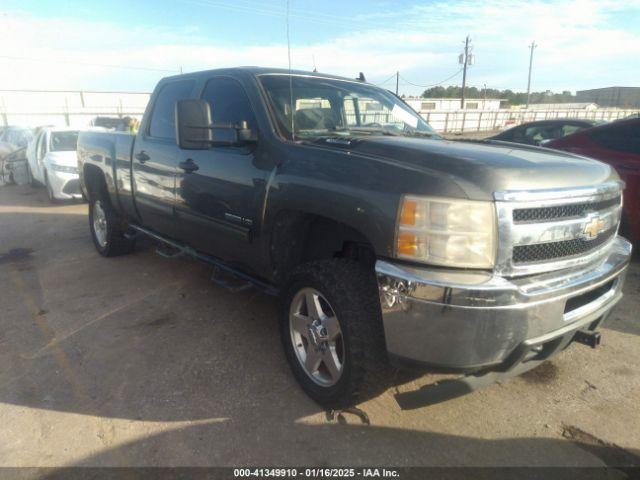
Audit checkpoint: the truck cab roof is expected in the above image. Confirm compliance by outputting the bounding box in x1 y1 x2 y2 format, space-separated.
159 66 372 86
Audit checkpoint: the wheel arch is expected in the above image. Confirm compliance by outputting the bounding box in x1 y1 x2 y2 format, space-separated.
268 210 378 285
82 164 108 203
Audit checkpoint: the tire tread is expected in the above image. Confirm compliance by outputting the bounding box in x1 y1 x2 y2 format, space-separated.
281 259 389 408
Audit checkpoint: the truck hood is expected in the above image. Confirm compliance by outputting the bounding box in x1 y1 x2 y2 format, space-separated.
46 151 78 168
341 137 617 200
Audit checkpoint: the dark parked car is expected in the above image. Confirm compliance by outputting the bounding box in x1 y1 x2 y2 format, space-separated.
489 119 602 146
547 118 640 242
77 67 631 408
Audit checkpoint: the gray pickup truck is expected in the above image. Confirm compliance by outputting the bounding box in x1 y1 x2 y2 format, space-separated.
78 67 632 408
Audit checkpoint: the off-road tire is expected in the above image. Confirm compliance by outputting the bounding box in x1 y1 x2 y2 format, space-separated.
280 259 390 409
89 188 136 257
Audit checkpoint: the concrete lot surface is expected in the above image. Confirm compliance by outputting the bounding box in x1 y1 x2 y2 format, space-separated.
1 184 639 468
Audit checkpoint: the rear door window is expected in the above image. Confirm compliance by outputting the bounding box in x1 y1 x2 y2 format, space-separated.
561 124 584 136
148 79 195 140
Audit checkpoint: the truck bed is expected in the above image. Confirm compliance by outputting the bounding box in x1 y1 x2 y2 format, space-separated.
78 130 138 220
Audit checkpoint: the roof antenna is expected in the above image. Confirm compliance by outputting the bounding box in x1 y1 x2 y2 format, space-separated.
286 0 296 141
357 72 366 82
312 54 317 73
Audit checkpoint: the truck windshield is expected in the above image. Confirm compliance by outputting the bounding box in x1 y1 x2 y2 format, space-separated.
258 74 440 141
50 131 79 152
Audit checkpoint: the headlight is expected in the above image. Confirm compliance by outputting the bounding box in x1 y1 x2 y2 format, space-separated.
396 195 497 268
49 164 78 174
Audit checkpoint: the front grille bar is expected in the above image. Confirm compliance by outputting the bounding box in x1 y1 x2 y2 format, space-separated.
513 227 617 264
494 181 623 277
513 196 621 224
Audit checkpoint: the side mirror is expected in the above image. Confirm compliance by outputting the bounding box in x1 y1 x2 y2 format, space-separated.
175 98 256 149
176 99 213 150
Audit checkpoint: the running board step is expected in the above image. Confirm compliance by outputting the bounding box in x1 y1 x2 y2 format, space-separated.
155 245 185 259
210 266 253 293
128 224 279 296
123 229 143 241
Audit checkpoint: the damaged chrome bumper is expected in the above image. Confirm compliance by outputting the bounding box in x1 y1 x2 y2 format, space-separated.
376 236 632 372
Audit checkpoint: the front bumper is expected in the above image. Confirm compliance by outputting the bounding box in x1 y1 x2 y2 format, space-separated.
376 236 632 372
48 170 82 199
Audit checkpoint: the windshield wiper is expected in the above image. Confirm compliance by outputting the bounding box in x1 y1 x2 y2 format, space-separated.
348 127 401 137
404 131 440 139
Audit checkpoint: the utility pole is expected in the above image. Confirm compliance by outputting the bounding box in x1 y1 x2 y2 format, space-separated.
395 71 399 96
460 35 472 109
483 83 487 109
526 41 537 108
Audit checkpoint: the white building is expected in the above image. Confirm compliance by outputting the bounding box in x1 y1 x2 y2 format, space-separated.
404 97 503 113
515 102 599 111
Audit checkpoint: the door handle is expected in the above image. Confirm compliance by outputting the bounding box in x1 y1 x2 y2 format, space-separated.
135 151 150 163
179 159 199 173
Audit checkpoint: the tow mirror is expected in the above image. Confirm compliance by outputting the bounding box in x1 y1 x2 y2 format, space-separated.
176 99 213 150
176 99 256 149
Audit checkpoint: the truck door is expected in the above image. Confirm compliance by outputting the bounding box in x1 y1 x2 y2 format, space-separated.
132 79 195 237
174 76 269 269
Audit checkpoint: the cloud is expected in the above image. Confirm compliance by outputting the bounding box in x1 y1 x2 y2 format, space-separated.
0 1 638 94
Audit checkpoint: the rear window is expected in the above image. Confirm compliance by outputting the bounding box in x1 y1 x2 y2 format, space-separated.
148 79 195 140
50 131 79 152
587 122 640 155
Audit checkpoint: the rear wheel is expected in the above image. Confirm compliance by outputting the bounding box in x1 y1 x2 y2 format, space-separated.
280 259 389 408
89 188 136 257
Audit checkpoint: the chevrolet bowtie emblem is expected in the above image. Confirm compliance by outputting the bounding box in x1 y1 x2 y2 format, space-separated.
583 215 606 240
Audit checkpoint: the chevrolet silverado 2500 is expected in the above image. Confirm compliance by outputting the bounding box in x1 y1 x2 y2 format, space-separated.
77 67 632 408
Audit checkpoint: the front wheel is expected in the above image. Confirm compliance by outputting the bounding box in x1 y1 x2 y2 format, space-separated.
45 171 57 203
280 259 389 408
89 190 136 257
26 163 36 186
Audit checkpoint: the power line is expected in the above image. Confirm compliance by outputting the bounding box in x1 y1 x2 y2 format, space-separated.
398 69 463 88
373 73 398 86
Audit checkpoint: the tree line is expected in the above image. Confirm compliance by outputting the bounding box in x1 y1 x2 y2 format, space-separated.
419 85 577 106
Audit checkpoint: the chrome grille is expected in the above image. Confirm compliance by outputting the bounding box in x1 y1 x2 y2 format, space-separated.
513 196 621 223
494 182 623 276
513 227 617 264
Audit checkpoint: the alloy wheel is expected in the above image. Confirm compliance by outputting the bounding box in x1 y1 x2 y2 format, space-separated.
289 288 345 387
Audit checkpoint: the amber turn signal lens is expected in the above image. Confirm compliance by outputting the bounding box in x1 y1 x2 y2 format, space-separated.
400 199 418 226
397 231 418 256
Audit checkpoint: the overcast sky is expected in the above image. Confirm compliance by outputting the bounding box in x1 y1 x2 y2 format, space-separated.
0 0 639 95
